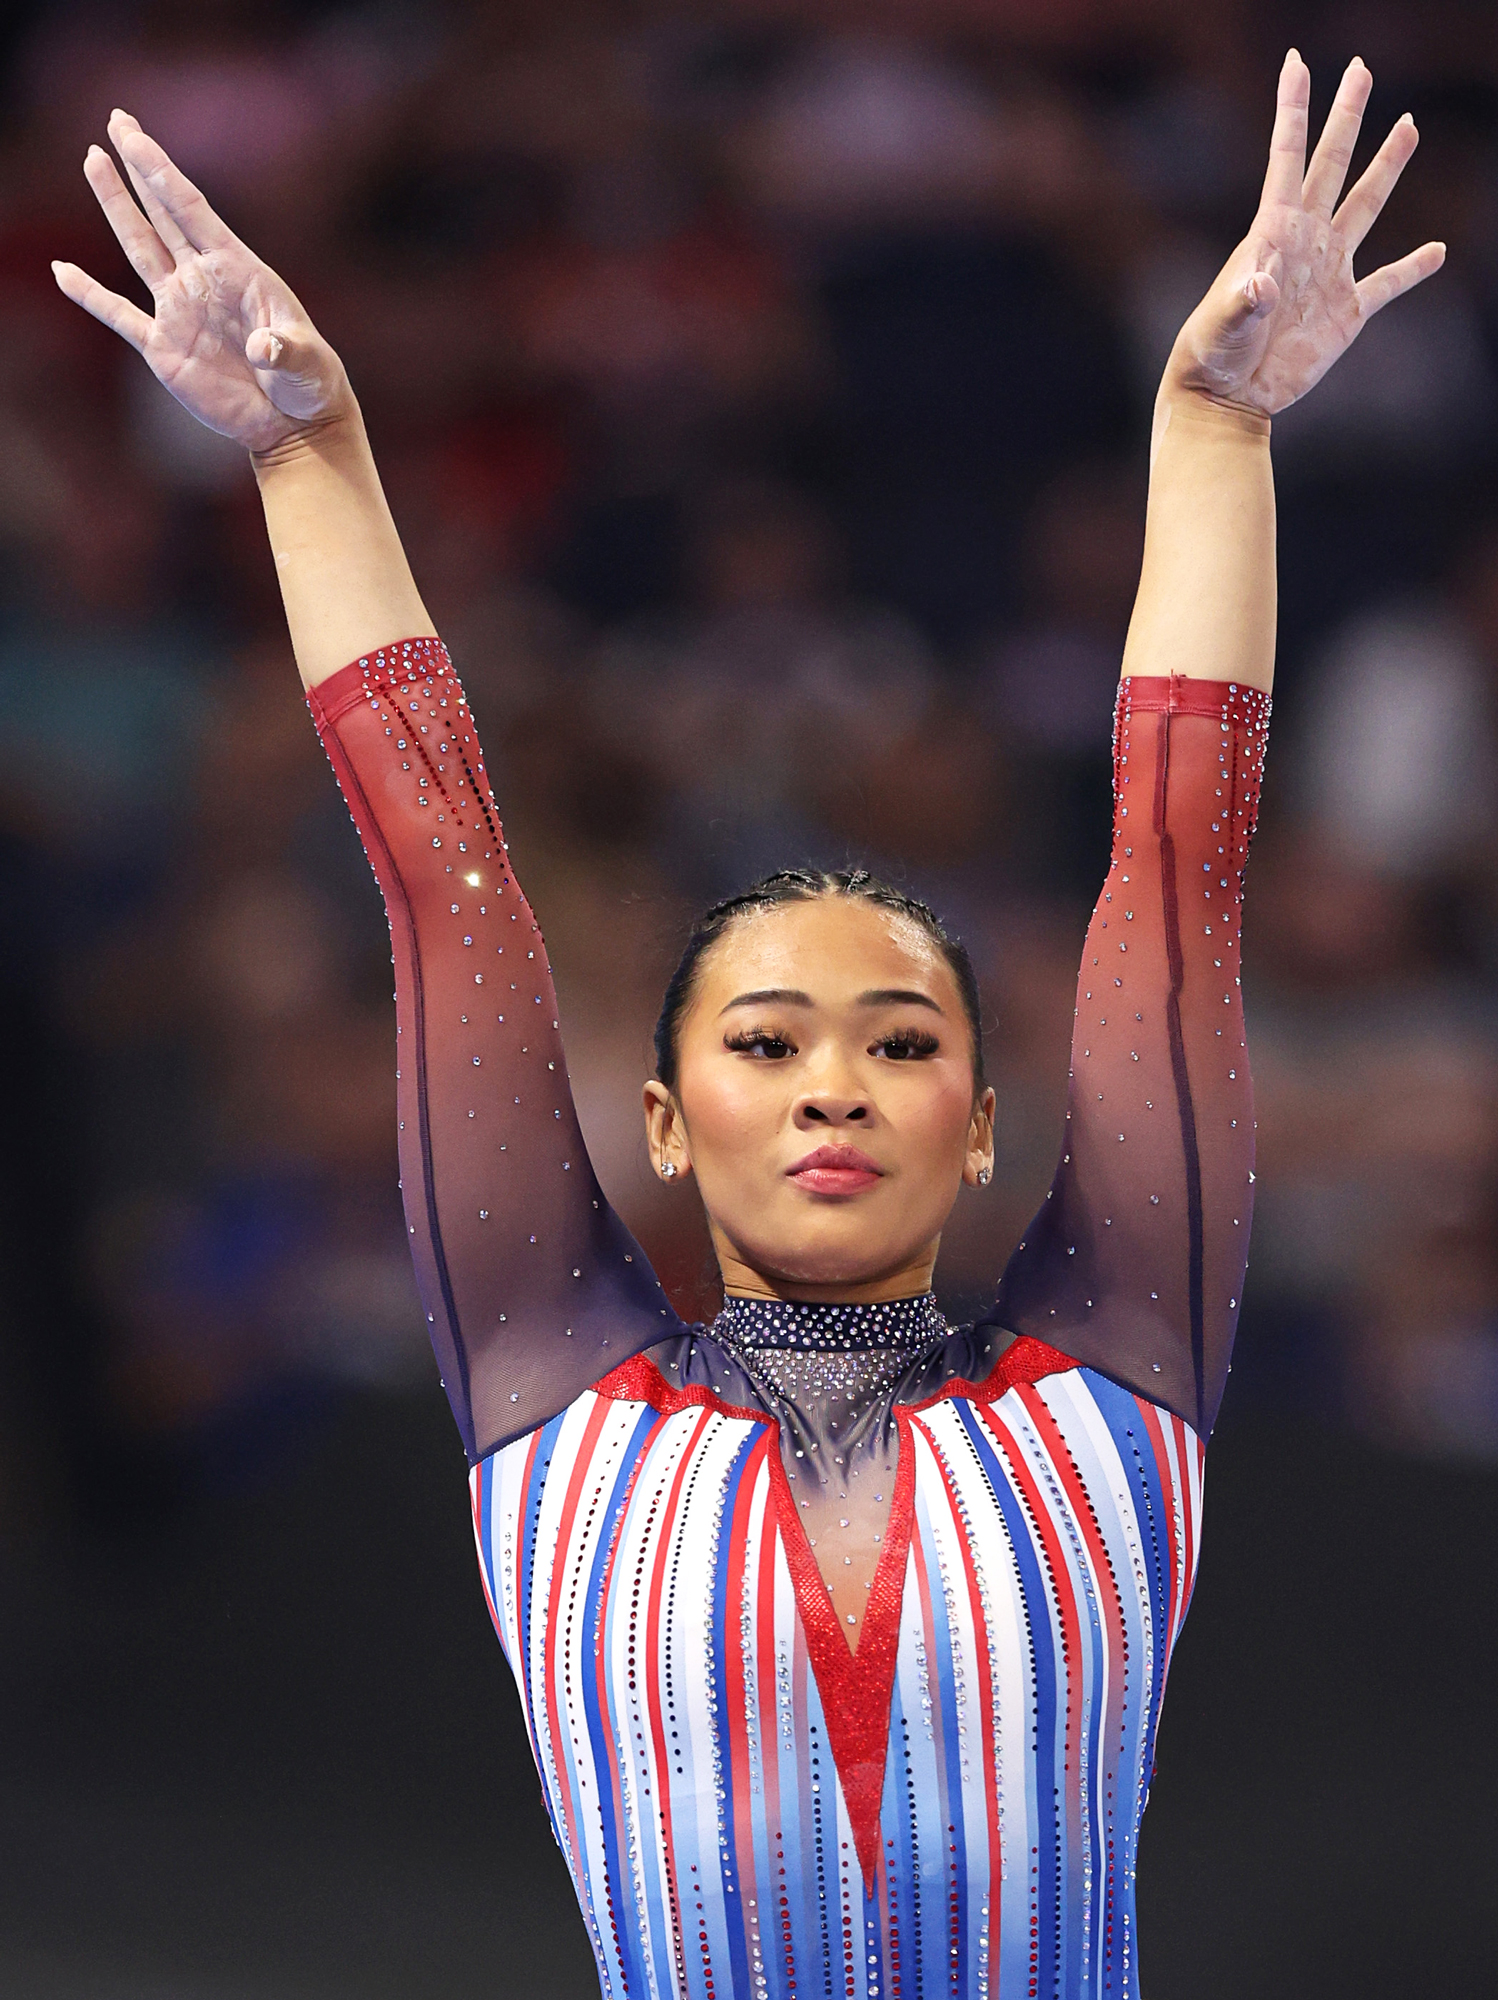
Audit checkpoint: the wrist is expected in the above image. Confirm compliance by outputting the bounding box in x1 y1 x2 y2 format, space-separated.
249 397 367 478
1154 377 1271 437
1150 381 1271 468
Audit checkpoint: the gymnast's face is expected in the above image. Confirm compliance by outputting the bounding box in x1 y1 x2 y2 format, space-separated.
643 897 995 1302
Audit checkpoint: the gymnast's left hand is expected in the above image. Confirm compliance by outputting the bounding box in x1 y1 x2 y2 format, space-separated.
1163 50 1446 418
51 110 352 454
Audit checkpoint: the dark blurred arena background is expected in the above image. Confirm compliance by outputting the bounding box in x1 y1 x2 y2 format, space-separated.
0 0 1495 1992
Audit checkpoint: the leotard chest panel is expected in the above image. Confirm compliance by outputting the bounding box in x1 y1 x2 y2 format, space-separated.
472 1345 1201 1999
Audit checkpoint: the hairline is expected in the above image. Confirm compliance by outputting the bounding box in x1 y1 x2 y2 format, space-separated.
663 887 984 1090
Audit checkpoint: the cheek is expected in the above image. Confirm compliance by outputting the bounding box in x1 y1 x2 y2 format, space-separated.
902 1070 979 1156
678 1061 787 1158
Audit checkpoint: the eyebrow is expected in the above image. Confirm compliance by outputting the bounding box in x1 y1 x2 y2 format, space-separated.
719 987 813 1014
859 988 945 1014
718 986 945 1016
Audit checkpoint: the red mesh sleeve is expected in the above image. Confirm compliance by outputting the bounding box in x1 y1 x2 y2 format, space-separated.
308 637 680 1462
993 674 1270 1434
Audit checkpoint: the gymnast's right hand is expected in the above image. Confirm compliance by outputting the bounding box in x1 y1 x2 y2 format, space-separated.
52 111 352 455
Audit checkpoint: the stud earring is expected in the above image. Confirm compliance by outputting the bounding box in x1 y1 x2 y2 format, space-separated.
661 1162 678 1180
977 1166 992 1185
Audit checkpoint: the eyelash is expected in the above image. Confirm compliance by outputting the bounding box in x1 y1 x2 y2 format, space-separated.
875 1028 940 1060
724 1026 796 1059
723 1026 940 1061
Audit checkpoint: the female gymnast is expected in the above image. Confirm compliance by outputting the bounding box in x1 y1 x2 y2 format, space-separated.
55 50 1442 1998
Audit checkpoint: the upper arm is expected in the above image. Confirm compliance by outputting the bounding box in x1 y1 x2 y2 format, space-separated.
993 674 1270 1433
310 637 680 1460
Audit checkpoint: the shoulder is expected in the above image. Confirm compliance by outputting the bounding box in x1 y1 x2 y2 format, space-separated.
595 1331 773 1422
897 1321 1080 1411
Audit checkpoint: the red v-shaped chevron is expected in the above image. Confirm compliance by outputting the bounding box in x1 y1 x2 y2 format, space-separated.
598 1333 1077 1891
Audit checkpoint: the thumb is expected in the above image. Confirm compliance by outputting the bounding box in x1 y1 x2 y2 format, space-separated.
244 323 341 421
1214 269 1280 345
246 323 320 376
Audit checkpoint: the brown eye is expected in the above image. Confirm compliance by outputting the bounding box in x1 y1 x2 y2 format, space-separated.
725 1029 796 1060
872 1029 939 1061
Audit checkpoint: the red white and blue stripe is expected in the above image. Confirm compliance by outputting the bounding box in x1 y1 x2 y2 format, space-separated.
471 1347 1204 2000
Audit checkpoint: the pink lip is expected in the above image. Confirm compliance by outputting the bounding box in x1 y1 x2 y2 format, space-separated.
786 1144 885 1196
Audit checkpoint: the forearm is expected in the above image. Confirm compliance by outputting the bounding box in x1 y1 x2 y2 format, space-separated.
250 407 435 690
1120 390 1275 695
996 675 1269 1434
309 644 678 1459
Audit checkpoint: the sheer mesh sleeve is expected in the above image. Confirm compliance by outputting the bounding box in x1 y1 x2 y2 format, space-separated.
308 637 681 1462
993 674 1270 1435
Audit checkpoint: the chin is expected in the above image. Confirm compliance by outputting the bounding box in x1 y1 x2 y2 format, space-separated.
773 1252 887 1290
734 1216 918 1293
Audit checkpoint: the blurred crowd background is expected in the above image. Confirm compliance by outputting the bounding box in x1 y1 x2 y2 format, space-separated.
0 1 1495 1995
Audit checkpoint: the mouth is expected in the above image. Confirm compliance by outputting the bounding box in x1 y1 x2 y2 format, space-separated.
785 1143 885 1197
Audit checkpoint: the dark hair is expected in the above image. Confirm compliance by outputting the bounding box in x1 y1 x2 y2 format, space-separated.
653 867 985 1091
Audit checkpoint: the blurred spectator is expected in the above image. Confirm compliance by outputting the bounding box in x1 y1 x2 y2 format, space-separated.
1289 515 1498 893
19 0 435 245
1291 602 1495 879
1244 818 1498 1455
585 473 959 897
0 0 1495 1531
973 457 1142 896
729 32 1023 226
48 637 422 1482
1234 513 1498 1455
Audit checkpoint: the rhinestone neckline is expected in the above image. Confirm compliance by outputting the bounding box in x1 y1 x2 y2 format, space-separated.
711 1293 948 1352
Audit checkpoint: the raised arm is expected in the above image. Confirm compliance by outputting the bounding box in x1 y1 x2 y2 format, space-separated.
304 640 678 1457
54 114 680 1459
994 54 1444 1434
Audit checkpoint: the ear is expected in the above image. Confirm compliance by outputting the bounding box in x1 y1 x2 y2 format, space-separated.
643 1078 693 1183
962 1086 997 1188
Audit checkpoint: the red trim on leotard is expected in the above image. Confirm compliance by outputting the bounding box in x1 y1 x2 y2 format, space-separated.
593 1332 1080 1889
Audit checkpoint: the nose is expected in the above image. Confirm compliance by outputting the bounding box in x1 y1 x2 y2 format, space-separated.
792 1038 874 1127
794 1090 870 1127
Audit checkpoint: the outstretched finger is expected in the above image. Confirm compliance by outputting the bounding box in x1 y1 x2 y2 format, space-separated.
1260 49 1311 208
1356 239 1446 318
105 112 192 262
107 110 237 260
83 145 175 289
1333 113 1420 252
51 259 153 351
1302 56 1372 218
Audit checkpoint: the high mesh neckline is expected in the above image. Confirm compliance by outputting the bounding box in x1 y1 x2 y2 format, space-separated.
711 1293 948 1352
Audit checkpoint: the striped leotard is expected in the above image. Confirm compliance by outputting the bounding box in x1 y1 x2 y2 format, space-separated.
309 641 1268 1998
